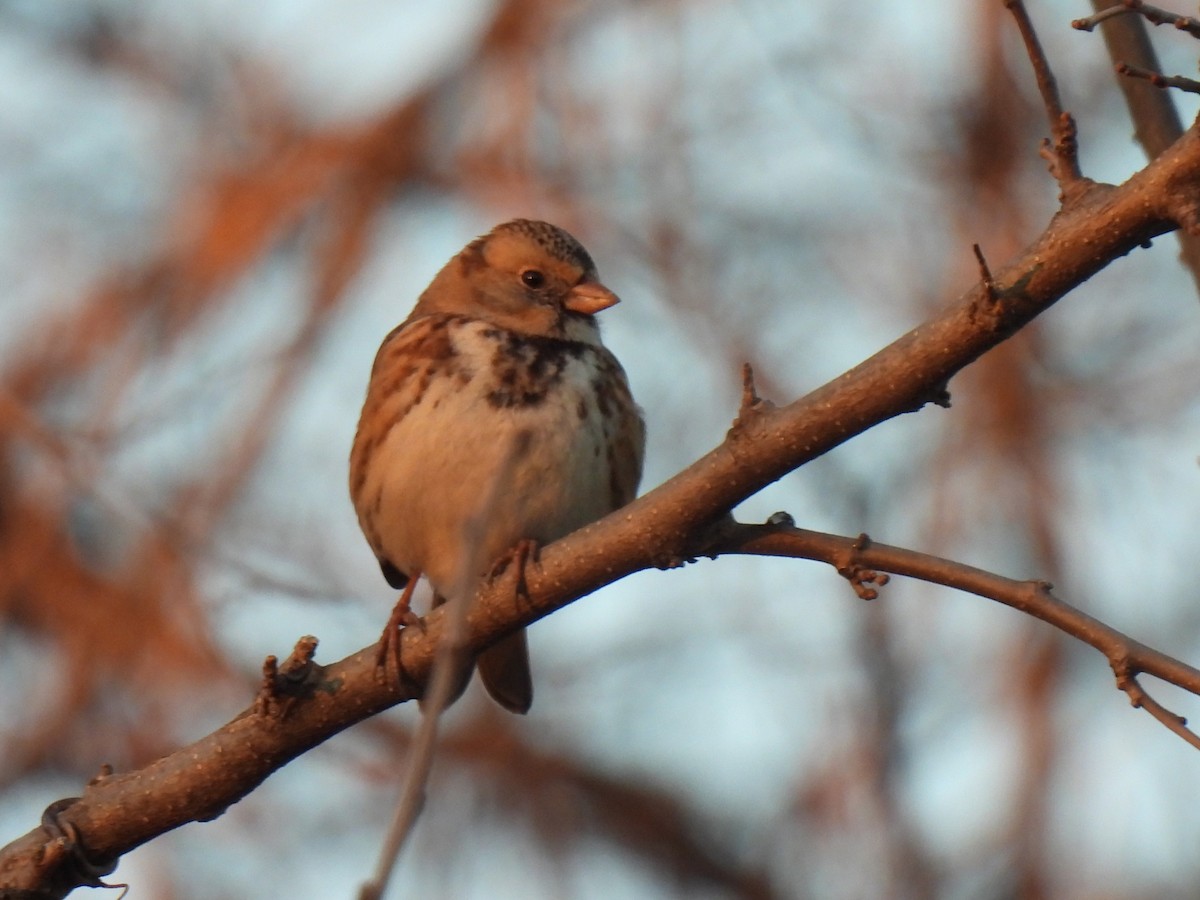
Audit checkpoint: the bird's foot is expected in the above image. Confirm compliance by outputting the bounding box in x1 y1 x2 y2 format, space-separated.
489 539 540 605
375 575 424 689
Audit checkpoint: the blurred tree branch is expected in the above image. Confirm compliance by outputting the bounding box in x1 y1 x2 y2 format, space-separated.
1080 0 1200 293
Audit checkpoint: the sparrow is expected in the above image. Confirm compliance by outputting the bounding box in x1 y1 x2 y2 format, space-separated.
349 219 645 713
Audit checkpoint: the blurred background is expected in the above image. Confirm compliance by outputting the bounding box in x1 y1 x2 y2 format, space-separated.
1 0 1199 897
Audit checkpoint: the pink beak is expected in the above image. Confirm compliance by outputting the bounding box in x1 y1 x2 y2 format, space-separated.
564 281 620 315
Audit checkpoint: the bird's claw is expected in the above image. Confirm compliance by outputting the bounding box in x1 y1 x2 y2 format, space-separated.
489 539 540 602
375 576 424 690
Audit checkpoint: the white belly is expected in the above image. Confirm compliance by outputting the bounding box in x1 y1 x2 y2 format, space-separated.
361 323 615 596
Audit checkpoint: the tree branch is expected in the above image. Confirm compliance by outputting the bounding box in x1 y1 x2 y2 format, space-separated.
1077 0 1200 294
711 523 1200 726
5 104 1200 900
1117 61 1200 95
1006 0 1085 190
1074 1 1200 39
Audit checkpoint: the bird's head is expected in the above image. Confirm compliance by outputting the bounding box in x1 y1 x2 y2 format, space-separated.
416 219 619 342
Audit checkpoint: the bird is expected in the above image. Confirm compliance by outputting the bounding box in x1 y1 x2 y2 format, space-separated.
349 219 645 714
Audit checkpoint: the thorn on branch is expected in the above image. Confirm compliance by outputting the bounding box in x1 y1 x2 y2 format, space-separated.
255 636 321 719
973 243 998 306
727 363 776 441
968 244 1003 332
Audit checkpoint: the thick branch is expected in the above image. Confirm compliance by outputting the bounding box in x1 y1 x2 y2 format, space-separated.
5 118 1200 899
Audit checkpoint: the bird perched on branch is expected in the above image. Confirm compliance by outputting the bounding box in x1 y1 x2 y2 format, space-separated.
349 219 645 713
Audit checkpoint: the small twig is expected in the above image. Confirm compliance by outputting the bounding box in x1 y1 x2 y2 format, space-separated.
360 431 530 900
1005 0 1084 187
1075 0 1200 36
1007 0 1068 120
1072 5 1133 31
1117 61 1200 94
707 522 1200 752
1116 667 1200 751
1126 0 1200 38
1075 0 1200 296
1077 0 1187 159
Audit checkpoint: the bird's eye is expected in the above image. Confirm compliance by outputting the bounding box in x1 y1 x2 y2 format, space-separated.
521 269 546 289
